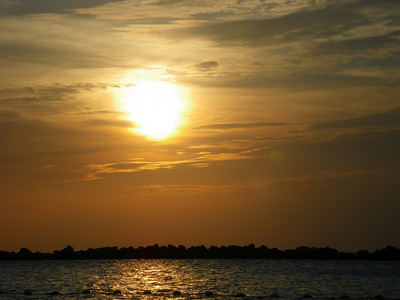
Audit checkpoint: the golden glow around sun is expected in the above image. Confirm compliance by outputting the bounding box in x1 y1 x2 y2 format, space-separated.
119 80 187 140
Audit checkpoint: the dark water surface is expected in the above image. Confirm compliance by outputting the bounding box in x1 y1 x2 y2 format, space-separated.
0 259 399 299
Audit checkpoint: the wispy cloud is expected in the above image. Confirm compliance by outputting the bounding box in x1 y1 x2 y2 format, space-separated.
0 82 131 118
169 0 400 89
85 151 254 180
139 169 398 196
0 0 125 15
181 0 400 47
73 0 314 21
195 60 219 72
310 107 400 131
0 15 148 70
139 183 236 196
83 119 134 128
243 168 399 191
195 122 286 130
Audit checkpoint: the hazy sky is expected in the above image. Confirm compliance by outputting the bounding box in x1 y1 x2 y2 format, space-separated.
1 0 399 252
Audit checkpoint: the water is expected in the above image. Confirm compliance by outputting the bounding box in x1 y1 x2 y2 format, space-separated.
0 259 399 299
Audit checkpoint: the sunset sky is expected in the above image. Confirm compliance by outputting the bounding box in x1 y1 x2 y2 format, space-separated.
1 0 399 252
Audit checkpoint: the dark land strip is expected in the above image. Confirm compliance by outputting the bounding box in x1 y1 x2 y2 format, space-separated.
1 245 399 260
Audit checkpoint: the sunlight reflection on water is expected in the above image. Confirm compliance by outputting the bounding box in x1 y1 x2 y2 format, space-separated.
0 259 399 299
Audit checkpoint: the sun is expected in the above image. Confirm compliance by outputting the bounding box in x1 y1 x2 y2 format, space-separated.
119 80 187 140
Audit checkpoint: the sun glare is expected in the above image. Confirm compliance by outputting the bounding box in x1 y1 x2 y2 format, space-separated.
119 81 187 140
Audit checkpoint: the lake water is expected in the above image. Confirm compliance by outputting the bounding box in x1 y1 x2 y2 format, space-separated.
0 259 399 299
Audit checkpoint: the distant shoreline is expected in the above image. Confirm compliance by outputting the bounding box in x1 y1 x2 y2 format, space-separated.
1 245 399 260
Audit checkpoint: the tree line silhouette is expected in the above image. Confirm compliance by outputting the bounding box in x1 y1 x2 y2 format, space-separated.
1 245 399 260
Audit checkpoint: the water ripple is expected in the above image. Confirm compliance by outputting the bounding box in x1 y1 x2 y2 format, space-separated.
0 259 399 299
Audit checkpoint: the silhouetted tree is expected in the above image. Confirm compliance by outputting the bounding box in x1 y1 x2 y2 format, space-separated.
1 245 399 260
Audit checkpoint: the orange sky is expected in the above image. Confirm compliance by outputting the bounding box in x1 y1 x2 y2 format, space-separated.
1 0 399 252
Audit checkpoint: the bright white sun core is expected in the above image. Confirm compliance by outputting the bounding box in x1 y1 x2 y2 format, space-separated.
118 80 187 140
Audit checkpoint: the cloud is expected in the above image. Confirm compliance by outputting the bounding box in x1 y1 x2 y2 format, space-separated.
271 169 395 189
311 107 400 131
179 0 400 54
0 0 126 15
0 83 107 99
0 109 147 185
0 83 121 117
140 170 392 195
153 0 400 90
308 30 400 57
140 183 235 196
0 15 148 70
74 0 313 21
0 82 128 100
243 169 397 192
272 129 400 176
3 0 398 93
195 60 219 72
195 122 286 130
84 119 134 128
84 150 255 180
154 0 205 6
80 127 400 199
